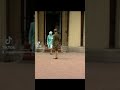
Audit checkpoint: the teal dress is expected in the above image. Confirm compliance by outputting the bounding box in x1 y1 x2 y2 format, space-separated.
29 22 35 51
47 34 53 49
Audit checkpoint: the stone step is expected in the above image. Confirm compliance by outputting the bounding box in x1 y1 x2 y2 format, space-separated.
44 49 61 52
0 48 35 62
86 49 120 62
36 46 85 53
68 47 85 53
22 53 35 60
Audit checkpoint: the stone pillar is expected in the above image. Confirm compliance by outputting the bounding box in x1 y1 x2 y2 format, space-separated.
83 12 85 47
62 11 68 46
68 11 81 47
38 11 44 46
115 0 120 48
35 11 38 49
0 0 6 48
8 0 21 49
86 0 110 49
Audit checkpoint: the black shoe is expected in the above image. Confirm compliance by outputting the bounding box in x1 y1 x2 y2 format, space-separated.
53 57 58 59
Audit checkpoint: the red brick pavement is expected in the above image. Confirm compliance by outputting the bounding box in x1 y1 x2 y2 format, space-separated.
35 52 85 79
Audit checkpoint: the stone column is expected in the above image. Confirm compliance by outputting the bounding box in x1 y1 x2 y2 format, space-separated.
85 0 110 63
35 11 38 49
86 0 110 49
38 11 44 46
68 11 81 47
62 11 68 46
8 0 21 49
115 0 120 48
83 12 85 47
0 0 7 49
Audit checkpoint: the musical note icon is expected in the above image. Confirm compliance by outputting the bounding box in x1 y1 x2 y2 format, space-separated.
5 36 12 45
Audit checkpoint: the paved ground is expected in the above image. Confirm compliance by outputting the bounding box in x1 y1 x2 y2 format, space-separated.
35 52 85 79
0 57 120 89
0 63 34 90
86 62 120 90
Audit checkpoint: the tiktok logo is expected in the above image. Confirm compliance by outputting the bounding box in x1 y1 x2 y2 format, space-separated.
2 36 15 50
5 36 12 45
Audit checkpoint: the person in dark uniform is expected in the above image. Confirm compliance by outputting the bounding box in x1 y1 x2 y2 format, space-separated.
53 29 60 59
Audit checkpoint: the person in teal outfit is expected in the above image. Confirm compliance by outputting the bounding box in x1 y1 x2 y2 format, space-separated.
29 17 35 52
47 31 53 55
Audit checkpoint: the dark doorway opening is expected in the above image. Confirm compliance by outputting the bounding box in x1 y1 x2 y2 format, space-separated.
109 0 116 48
45 11 62 44
81 11 84 46
22 0 35 44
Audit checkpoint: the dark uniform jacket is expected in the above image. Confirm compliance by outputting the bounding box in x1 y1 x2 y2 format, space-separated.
53 33 60 50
